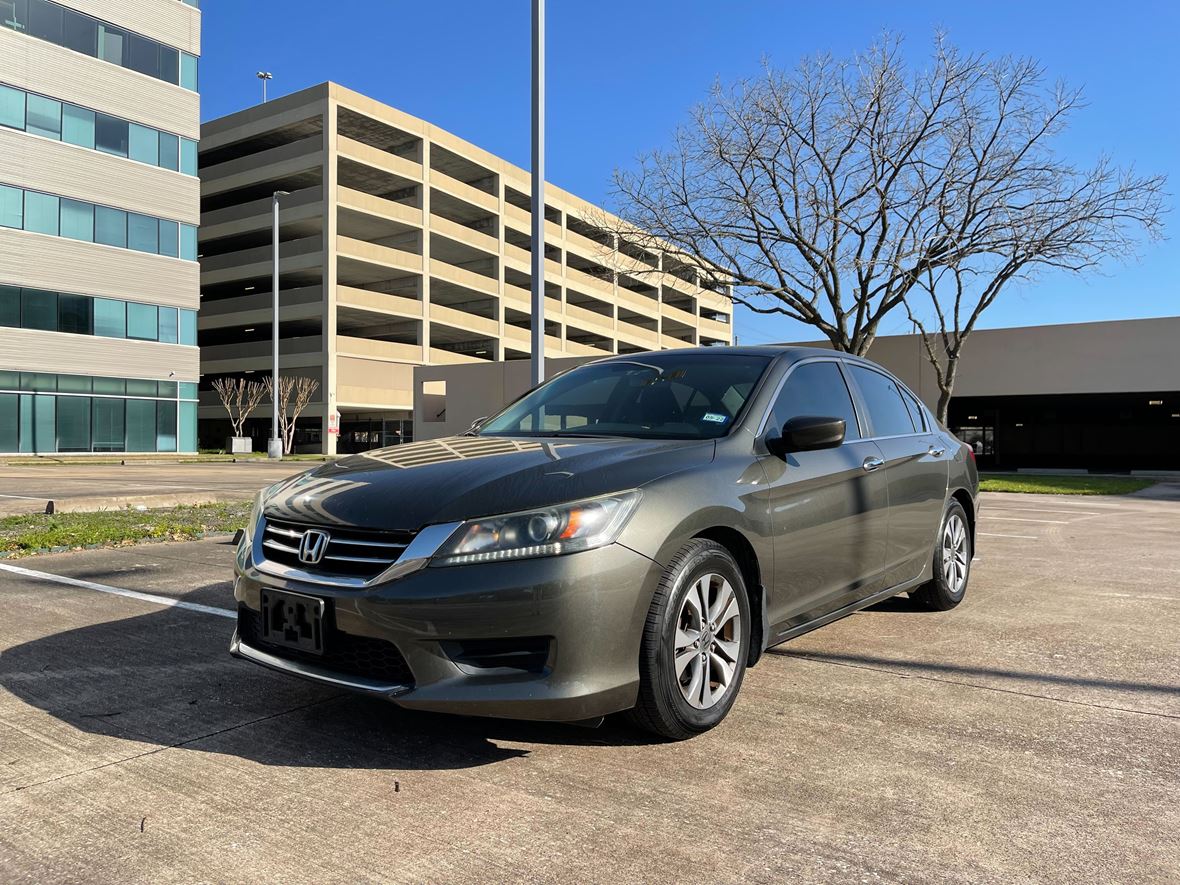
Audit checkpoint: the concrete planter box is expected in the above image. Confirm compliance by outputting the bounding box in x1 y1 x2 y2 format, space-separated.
227 436 253 454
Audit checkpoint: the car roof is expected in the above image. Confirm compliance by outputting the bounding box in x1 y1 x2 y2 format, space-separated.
593 344 864 364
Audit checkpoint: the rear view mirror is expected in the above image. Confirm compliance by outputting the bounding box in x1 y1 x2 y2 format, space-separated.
769 415 846 456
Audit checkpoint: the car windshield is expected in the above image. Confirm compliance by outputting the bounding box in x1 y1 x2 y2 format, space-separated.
478 354 772 440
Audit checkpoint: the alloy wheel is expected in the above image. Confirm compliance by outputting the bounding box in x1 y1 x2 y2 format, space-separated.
941 513 969 594
673 573 742 709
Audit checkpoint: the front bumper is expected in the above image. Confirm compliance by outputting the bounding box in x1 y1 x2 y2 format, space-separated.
230 541 660 722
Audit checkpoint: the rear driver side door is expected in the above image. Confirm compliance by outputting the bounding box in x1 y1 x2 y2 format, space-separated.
844 364 949 588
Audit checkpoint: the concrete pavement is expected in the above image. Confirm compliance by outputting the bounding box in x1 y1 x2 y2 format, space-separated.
0 462 311 515
1 491 1177 882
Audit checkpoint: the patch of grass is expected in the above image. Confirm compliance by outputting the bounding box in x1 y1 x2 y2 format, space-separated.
0 501 252 557
979 474 1156 496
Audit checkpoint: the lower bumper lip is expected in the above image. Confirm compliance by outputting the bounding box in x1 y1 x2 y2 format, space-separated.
229 630 412 698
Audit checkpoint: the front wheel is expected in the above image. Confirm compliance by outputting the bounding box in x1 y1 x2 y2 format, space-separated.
628 539 751 740
911 500 972 611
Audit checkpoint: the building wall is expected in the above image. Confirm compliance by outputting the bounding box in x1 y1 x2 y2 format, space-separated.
0 0 201 455
412 317 1180 447
197 82 734 454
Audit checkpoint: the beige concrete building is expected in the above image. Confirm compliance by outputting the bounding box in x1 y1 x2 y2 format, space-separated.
197 82 733 455
414 317 1180 472
0 0 201 454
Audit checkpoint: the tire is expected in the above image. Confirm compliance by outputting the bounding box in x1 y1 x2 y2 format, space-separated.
628 539 751 740
911 500 972 611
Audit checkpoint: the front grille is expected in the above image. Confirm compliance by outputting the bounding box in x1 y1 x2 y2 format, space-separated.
260 516 416 580
238 605 415 686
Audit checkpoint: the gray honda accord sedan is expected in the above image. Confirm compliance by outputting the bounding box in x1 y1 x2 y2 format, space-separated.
231 346 978 739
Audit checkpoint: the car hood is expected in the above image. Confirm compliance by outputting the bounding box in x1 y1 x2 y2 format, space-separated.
261 435 715 531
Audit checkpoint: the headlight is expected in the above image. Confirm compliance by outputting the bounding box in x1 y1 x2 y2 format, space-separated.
430 491 641 567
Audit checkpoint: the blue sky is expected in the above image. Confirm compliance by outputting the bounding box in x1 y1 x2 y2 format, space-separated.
199 0 1178 346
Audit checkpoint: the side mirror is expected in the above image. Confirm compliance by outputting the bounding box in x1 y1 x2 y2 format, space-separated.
467 416 488 435
768 415 846 456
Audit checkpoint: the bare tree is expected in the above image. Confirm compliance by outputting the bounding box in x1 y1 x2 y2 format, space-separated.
211 377 267 439
265 375 320 454
611 34 1166 364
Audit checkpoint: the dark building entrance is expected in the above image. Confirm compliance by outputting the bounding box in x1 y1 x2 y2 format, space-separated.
948 392 1180 471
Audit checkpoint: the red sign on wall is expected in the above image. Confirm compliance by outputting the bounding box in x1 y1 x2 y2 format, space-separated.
328 410 340 435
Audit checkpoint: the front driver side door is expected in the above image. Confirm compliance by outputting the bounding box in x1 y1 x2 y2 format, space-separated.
758 360 890 636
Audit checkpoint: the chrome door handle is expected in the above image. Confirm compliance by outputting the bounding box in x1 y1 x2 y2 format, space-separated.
928 446 946 457
862 456 885 472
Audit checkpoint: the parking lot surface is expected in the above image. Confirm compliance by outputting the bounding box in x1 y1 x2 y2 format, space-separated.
0 462 309 515
1 491 1178 883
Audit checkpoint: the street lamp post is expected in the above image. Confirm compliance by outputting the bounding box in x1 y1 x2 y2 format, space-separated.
268 190 289 460
529 0 545 387
256 71 273 103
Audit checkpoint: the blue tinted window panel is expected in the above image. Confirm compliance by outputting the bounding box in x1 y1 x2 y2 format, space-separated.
127 212 158 253
92 397 125 452
23 190 59 235
62 103 95 148
156 400 177 452
0 393 17 452
21 289 56 331
125 399 155 452
127 302 157 340
56 395 90 452
180 401 197 452
25 93 61 139
0 285 18 327
94 206 127 247
93 297 126 337
33 393 55 453
158 306 178 343
0 84 25 130
180 223 198 260
158 132 179 171
60 198 94 241
95 113 128 157
0 184 22 229
180 137 198 176
159 219 178 257
180 53 198 90
129 123 159 165
179 309 197 345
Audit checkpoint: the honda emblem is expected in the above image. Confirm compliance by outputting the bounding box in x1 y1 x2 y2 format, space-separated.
298 529 330 565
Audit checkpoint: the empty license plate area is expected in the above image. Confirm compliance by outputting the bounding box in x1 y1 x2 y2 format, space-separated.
260 588 326 655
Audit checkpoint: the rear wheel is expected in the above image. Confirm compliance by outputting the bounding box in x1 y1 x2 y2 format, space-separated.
628 539 751 740
911 500 972 611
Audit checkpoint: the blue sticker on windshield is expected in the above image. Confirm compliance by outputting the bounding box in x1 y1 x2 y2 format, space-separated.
702 412 728 424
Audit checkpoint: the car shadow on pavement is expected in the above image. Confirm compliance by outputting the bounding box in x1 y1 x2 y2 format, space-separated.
0 587 660 774
767 649 1180 698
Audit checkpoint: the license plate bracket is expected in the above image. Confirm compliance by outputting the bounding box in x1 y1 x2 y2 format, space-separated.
260 588 326 655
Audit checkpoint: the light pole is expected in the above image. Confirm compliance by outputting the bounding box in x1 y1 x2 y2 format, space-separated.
529 0 545 387
256 71 273 103
268 190 289 460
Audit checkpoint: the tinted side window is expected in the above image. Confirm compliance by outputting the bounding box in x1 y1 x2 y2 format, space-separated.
901 389 927 433
847 365 917 437
768 361 860 441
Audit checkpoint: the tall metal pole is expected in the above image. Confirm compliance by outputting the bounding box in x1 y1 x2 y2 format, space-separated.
529 0 545 386
268 190 288 459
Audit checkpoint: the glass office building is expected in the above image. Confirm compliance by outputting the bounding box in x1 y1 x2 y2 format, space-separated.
0 0 201 454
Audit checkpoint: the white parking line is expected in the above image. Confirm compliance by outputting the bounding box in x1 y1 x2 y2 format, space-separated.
0 561 235 619
980 516 1070 524
985 507 1101 516
978 531 1038 540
